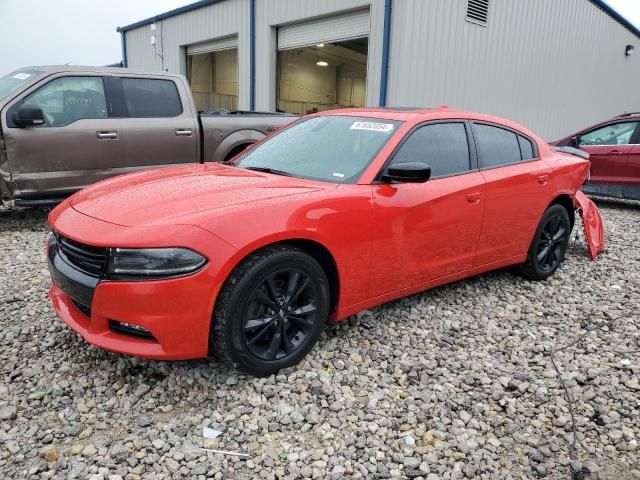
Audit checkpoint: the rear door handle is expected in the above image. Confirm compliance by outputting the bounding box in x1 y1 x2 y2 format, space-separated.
96 131 117 140
175 128 193 136
538 174 549 184
466 192 482 204
610 150 624 155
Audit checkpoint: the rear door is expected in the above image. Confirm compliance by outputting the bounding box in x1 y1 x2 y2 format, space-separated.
369 121 486 296
577 121 638 186
117 76 198 172
472 122 553 266
3 74 124 199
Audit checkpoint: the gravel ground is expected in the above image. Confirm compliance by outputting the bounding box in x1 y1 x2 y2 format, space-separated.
0 199 638 480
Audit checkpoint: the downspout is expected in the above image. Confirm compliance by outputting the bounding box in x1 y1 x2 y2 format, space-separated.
249 0 256 111
378 0 392 106
118 28 128 68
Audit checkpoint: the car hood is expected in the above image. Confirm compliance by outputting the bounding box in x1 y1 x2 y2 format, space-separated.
70 163 328 227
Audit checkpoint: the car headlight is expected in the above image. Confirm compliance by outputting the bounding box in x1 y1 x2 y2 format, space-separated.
107 248 206 278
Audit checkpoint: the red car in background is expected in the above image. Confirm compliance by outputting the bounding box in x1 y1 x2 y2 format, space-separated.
47 108 602 376
554 113 640 200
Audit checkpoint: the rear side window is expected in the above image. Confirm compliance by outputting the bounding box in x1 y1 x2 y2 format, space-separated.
518 135 536 160
121 78 182 117
473 123 522 168
391 122 471 178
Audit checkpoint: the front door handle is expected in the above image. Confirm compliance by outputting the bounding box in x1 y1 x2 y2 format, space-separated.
538 174 549 184
97 131 117 140
175 128 193 137
466 192 482 204
610 150 624 155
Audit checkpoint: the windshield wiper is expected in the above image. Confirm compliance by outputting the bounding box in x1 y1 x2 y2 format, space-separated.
244 166 293 177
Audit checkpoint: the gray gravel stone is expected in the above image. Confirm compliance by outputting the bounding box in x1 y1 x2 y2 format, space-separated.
1 199 639 479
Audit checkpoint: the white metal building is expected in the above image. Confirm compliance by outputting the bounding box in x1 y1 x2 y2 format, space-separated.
117 0 640 139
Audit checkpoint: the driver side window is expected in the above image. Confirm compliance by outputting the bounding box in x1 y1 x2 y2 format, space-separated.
579 122 638 146
391 122 471 178
22 76 107 127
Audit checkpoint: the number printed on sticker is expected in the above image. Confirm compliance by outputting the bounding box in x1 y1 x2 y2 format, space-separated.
350 121 394 133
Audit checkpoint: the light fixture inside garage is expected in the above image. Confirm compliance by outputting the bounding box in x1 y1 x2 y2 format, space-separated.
316 60 329 67
317 43 325 47
626 44 635 57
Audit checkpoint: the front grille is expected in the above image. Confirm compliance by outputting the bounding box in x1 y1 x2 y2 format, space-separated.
56 234 108 276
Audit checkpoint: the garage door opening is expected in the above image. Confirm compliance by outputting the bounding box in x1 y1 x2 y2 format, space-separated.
276 9 370 115
187 37 238 112
277 38 368 115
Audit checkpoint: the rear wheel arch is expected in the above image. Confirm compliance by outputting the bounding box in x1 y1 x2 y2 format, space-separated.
549 194 575 230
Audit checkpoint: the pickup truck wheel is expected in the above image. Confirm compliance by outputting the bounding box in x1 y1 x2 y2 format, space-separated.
519 204 570 281
212 245 330 376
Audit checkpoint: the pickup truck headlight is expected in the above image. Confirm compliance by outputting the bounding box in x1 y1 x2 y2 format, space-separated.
107 248 206 278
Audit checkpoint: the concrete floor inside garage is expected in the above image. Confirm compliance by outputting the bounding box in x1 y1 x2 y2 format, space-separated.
0 199 638 479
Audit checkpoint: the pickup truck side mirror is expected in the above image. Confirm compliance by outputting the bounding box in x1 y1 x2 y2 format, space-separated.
569 135 580 148
13 104 45 128
384 162 432 183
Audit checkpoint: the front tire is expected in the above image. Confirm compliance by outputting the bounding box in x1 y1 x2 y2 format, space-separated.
212 245 330 376
519 204 571 281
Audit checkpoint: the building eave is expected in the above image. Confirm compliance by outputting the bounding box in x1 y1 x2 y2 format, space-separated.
116 0 226 33
590 0 640 39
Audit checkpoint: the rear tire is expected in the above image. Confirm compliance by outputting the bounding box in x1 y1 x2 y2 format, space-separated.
519 204 571 281
212 245 330 376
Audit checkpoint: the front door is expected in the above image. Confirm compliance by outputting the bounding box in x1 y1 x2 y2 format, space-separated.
3 75 124 199
369 121 486 297
578 121 638 186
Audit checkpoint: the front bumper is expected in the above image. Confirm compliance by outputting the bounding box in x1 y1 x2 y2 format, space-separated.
47 209 237 360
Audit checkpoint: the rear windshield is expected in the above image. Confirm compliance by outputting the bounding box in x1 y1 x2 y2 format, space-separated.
0 70 43 102
235 116 402 183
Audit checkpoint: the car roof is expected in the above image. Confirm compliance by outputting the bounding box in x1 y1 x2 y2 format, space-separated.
10 65 184 79
315 107 537 136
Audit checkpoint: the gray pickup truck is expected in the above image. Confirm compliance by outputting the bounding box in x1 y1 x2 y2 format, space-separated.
0 66 296 206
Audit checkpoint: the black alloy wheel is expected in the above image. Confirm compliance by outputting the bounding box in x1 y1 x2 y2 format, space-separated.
242 268 319 361
519 204 571 281
535 214 568 272
212 245 330 376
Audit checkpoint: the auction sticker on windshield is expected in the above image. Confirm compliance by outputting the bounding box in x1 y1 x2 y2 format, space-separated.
350 121 395 133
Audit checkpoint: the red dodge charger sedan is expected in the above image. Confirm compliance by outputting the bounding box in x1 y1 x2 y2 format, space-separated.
48 108 601 375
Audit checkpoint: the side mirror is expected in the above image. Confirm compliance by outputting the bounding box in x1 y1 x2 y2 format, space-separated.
12 104 45 128
569 135 579 148
384 162 431 183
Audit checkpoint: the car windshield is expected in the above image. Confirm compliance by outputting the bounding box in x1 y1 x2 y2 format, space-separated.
0 70 43 102
235 116 402 183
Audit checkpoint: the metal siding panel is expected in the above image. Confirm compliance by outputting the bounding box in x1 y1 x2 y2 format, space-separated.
387 0 640 139
124 0 250 109
277 9 370 50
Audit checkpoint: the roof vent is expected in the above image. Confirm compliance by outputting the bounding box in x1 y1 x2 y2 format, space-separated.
466 0 489 26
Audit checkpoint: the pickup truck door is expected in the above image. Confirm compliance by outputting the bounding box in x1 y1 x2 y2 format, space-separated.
114 76 198 172
2 74 125 199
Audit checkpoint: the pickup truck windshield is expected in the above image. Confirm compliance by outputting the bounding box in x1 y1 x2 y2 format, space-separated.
0 70 43 102
236 116 402 183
